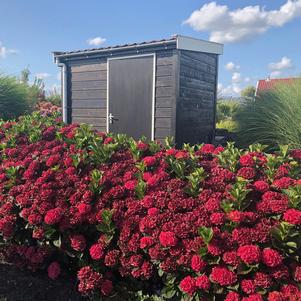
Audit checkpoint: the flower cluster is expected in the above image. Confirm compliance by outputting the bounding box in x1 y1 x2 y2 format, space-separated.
0 113 301 300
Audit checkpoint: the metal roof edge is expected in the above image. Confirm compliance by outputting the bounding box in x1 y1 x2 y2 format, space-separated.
52 38 177 59
176 35 223 55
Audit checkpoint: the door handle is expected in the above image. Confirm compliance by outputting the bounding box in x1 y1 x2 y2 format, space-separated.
109 113 115 124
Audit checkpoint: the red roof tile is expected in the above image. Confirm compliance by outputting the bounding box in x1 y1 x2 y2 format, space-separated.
256 77 299 94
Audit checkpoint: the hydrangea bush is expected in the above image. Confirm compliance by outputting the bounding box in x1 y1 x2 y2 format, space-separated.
0 113 301 301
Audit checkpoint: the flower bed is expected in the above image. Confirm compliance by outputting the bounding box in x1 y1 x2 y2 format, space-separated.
0 113 301 300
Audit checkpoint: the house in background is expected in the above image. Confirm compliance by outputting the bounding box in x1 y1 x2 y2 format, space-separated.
53 35 223 146
255 77 300 96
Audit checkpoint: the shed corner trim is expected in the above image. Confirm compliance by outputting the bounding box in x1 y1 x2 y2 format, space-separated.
176 35 223 55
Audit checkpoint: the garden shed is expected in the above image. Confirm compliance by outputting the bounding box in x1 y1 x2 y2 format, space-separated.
53 35 223 145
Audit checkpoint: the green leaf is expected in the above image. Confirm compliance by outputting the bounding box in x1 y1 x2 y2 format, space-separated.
44 227 56 239
53 235 61 248
198 226 213 245
135 179 146 200
161 286 176 299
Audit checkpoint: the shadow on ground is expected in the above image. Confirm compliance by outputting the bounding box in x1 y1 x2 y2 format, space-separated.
0 264 84 301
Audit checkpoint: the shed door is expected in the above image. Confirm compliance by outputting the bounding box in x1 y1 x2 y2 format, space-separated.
108 55 154 140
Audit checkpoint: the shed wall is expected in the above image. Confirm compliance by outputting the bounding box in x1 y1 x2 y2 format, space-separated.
177 50 218 145
67 49 178 140
70 59 107 132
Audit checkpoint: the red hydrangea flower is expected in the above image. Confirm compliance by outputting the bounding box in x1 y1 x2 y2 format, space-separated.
100 279 113 296
254 272 272 288
253 180 269 192
237 245 261 264
200 144 215 154
225 292 240 301
175 151 189 159
240 154 255 166
223 251 239 266
195 275 210 290
142 156 157 167
273 177 296 189
210 266 237 286
77 203 92 215
267 291 284 301
241 279 256 294
124 180 137 190
283 209 301 225
44 208 62 225
262 248 282 267
137 142 148 151
104 250 120 267
70 234 86 252
89 244 104 260
104 137 113 144
77 266 102 295
179 276 197 296
147 207 159 216
47 261 61 280
242 294 263 301
281 284 300 297
191 255 206 272
140 237 154 249
228 210 244 223
210 212 225 225
290 149 301 160
294 266 301 282
159 231 178 247
237 167 256 179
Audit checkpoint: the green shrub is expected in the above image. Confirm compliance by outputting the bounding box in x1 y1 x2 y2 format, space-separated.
46 87 61 106
216 100 240 123
0 74 38 120
235 79 301 150
216 100 240 133
216 119 238 132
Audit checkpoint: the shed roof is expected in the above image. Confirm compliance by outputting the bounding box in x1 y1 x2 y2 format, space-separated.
53 35 223 59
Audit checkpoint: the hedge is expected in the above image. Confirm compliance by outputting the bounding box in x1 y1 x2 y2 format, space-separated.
0 113 301 301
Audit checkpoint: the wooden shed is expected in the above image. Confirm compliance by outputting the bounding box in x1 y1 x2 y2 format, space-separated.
53 35 223 145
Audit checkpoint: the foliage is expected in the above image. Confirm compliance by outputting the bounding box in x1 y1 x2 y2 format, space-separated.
1 113 301 300
216 100 240 133
241 86 256 100
216 119 238 132
235 79 301 150
46 86 61 106
0 74 38 120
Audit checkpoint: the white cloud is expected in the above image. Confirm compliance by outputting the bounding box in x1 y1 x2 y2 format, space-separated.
219 84 240 96
270 70 282 78
244 77 251 83
225 61 240 71
0 41 18 59
35 73 51 79
232 72 241 83
184 0 301 43
268 56 293 71
87 37 106 46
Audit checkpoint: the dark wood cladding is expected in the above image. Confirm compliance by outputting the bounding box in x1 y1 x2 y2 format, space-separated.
69 60 107 132
154 50 177 140
176 50 218 145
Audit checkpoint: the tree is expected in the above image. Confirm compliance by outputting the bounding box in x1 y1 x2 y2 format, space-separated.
241 85 256 99
20 67 30 84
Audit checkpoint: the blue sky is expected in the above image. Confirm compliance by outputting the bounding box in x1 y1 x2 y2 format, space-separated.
0 0 301 96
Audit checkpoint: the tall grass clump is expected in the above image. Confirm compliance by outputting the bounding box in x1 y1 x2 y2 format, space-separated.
235 79 301 150
0 74 38 120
